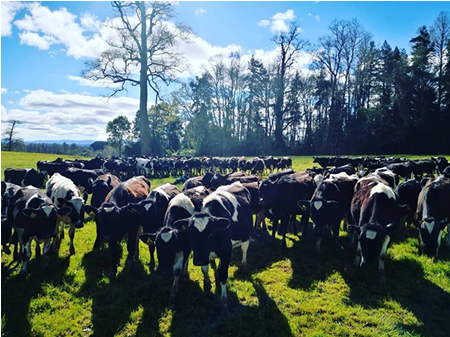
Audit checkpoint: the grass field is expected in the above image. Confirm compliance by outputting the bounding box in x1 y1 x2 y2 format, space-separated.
1 152 450 337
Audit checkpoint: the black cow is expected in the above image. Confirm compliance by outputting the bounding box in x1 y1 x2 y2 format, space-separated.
174 183 253 315
414 175 450 260
89 174 121 208
259 171 316 247
130 183 180 270
299 172 358 255
348 175 399 284
4 168 46 188
60 167 104 194
6 187 70 274
85 176 151 278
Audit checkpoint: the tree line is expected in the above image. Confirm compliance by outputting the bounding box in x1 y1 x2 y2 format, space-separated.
101 6 450 157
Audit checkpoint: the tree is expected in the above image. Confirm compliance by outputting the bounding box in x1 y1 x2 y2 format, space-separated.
1 120 25 152
106 116 131 156
83 1 192 156
272 22 309 152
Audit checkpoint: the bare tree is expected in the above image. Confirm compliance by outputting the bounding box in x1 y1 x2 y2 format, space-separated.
2 120 22 151
83 1 193 155
272 22 309 152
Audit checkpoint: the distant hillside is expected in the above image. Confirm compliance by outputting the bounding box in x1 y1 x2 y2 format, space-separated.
23 140 99 147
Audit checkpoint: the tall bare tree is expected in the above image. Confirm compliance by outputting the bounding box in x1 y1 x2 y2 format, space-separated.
2 120 22 151
83 1 192 155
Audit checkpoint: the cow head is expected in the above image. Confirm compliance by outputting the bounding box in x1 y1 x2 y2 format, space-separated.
302 198 340 239
23 205 71 239
57 197 85 229
258 179 277 207
419 217 448 258
174 213 230 267
130 199 159 234
350 223 394 266
90 177 113 208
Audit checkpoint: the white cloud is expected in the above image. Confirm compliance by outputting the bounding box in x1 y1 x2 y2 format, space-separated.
67 75 122 88
308 13 320 22
1 88 7 94
1 1 27 37
258 9 296 34
1 90 144 141
195 8 207 15
18 31 56 50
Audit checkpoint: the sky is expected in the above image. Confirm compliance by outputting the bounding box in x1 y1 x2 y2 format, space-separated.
2 1 450 143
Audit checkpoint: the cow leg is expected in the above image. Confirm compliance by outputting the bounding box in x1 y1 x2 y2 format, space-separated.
15 227 25 262
201 265 212 292
169 251 184 305
2 243 11 255
109 241 119 279
148 244 156 271
217 257 230 316
417 230 425 254
68 225 76 255
315 237 322 256
126 231 138 271
240 240 249 273
279 215 290 248
447 224 450 247
43 238 52 268
20 239 32 275
378 235 391 285
353 241 362 268
35 242 41 258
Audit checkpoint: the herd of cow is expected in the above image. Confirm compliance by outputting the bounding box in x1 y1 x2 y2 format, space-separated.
2 155 450 315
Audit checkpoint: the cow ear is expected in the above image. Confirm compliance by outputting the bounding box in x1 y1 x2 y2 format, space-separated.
88 178 94 188
348 224 361 234
58 206 72 216
84 205 98 216
1 181 6 192
326 200 340 210
213 217 231 231
173 219 189 231
107 176 112 186
121 204 138 214
297 200 310 212
23 208 39 219
139 233 157 245
83 191 88 203
440 218 449 230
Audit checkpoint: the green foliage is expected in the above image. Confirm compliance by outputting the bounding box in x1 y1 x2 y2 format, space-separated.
2 152 450 337
106 115 131 156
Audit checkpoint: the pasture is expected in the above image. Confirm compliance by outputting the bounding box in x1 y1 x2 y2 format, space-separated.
1 152 450 337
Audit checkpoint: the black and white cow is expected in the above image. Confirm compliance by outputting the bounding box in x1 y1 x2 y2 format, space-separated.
299 172 358 255
46 173 88 255
4 168 46 188
6 187 70 274
395 179 422 233
85 176 151 278
89 174 121 208
139 186 211 303
129 183 180 270
349 174 399 284
60 167 104 194
414 175 450 260
1 181 22 256
174 183 253 315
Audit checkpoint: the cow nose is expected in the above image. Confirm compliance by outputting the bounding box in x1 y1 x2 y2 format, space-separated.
74 221 84 229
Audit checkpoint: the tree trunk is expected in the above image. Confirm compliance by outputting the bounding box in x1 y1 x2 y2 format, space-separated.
138 1 151 156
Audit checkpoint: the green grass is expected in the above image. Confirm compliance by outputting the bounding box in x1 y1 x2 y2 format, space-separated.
1 152 450 337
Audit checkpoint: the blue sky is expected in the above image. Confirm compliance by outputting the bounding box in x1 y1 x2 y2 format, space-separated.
2 1 450 142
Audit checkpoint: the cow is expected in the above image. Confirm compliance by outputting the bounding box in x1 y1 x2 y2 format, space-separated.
84 176 151 278
259 171 316 247
129 183 180 270
298 172 358 255
4 168 46 188
395 179 422 235
46 173 88 255
348 174 399 284
1 181 22 257
6 187 70 274
60 167 104 194
173 183 253 315
139 185 211 303
414 175 450 260
89 174 121 208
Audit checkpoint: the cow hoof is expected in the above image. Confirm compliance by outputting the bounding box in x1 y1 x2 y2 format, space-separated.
204 280 212 292
169 288 178 306
69 246 75 255
149 260 155 271
379 276 387 286
19 269 27 277
3 245 11 255
220 299 229 316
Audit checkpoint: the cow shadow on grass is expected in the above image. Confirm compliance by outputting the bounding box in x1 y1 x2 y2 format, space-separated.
77 243 172 337
1 252 71 336
167 273 293 337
